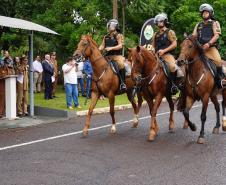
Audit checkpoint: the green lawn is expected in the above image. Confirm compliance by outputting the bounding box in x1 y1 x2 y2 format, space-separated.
33 85 131 111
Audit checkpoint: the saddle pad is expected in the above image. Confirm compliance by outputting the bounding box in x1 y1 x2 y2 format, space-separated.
205 58 217 78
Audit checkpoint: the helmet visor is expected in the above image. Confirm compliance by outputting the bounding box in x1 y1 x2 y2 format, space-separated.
108 22 117 31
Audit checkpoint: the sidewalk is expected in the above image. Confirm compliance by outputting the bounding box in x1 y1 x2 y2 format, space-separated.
0 116 69 130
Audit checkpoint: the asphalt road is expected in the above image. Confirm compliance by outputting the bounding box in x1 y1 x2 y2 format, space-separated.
0 101 226 185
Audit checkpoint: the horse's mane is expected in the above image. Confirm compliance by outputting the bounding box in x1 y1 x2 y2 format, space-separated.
83 35 99 48
139 47 157 63
187 35 204 55
184 35 208 65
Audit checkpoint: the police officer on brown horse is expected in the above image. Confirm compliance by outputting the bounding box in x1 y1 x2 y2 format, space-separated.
99 19 126 91
192 3 225 88
152 13 184 94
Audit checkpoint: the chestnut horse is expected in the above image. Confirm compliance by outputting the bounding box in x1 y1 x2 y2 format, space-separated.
73 35 143 136
129 46 178 141
177 36 223 144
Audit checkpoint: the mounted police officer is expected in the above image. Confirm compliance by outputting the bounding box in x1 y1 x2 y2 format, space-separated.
99 19 126 91
192 3 225 88
152 13 184 94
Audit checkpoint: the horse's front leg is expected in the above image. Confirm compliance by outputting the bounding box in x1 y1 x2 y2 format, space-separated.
127 90 141 128
109 93 116 134
166 94 175 132
83 91 99 136
197 95 209 144
183 96 197 132
210 95 220 134
148 94 163 141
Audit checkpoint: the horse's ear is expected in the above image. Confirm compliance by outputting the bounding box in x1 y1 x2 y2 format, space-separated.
183 32 188 38
127 48 132 52
136 46 141 53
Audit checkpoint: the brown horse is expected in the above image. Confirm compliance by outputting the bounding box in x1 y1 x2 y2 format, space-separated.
73 35 143 136
177 36 222 144
129 46 177 141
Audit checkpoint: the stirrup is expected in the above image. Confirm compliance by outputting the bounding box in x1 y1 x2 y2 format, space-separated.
120 83 127 91
171 83 178 95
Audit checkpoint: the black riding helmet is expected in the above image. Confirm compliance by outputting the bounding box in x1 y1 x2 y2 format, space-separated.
107 19 121 32
154 13 169 27
199 3 215 19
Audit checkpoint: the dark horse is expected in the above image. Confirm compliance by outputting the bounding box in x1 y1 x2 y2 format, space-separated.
177 36 224 144
73 35 143 135
129 46 180 141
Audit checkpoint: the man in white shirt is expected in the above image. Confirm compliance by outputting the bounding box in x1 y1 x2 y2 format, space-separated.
33 55 43 93
62 57 81 109
76 61 85 97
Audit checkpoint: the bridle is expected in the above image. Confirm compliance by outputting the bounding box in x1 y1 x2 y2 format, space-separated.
74 38 105 63
132 51 160 86
182 36 207 88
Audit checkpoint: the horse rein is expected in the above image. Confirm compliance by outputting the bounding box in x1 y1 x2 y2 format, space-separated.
75 38 108 81
184 37 206 88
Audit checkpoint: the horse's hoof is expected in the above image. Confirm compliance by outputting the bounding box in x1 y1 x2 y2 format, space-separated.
132 122 138 128
110 126 116 134
183 121 189 129
148 130 156 142
197 137 205 144
222 125 226 132
190 124 197 132
212 127 220 134
168 128 174 133
169 122 174 131
82 129 89 136
222 117 226 132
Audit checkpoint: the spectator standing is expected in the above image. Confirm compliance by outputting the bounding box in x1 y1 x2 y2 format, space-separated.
62 57 81 109
13 56 21 77
0 51 14 117
83 59 93 99
33 55 43 93
42 54 54 100
76 61 85 97
17 56 29 117
50 52 58 98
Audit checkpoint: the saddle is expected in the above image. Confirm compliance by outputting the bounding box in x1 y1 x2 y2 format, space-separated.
202 56 217 78
107 59 131 77
108 60 119 75
158 57 173 81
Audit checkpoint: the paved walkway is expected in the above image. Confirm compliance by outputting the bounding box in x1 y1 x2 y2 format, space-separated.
0 116 68 130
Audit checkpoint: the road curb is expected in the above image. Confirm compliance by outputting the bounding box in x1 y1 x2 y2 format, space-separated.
76 97 170 116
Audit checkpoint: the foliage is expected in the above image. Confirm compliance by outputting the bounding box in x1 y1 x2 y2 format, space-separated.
0 0 226 61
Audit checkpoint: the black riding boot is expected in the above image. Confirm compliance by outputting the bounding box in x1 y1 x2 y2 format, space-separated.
216 66 226 88
119 68 127 91
170 72 179 95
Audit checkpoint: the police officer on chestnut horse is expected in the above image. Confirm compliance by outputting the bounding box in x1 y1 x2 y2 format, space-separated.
192 3 225 88
99 19 127 91
152 13 184 94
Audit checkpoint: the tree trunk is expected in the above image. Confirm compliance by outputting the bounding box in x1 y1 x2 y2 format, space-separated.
113 0 118 19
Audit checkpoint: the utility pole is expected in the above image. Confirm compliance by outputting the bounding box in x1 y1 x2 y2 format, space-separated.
122 0 126 56
113 0 118 19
